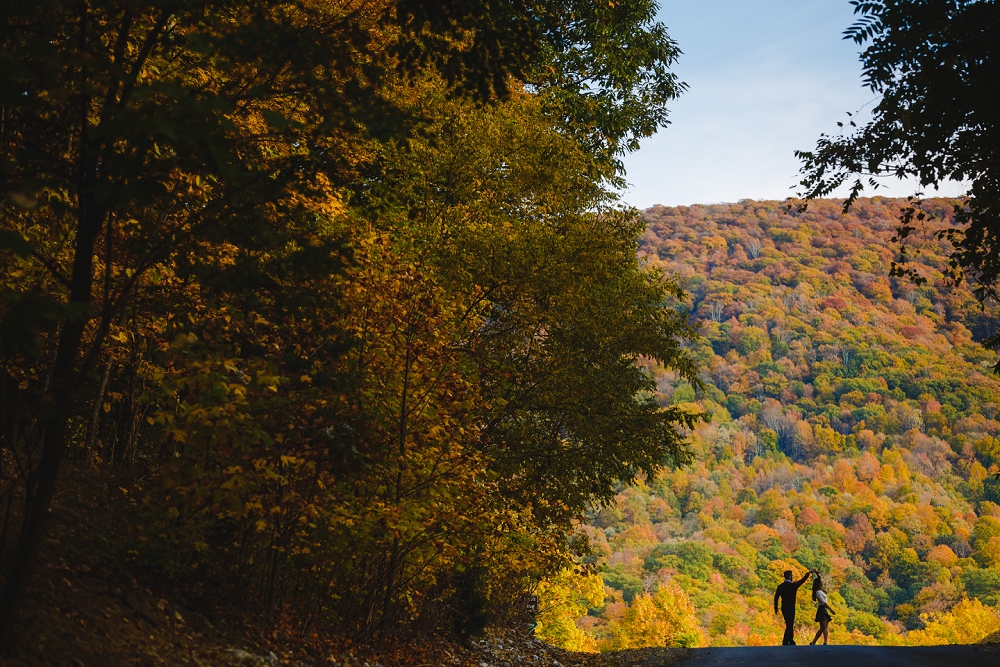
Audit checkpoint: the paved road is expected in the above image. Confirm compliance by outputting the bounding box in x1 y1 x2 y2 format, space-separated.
678 644 999 667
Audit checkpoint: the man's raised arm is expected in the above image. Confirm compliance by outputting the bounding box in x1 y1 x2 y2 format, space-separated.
794 571 811 588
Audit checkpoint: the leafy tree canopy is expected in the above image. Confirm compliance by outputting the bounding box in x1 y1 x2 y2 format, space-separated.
796 0 1000 298
0 0 690 646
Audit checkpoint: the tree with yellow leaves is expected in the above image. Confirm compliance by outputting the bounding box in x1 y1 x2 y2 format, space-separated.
905 598 1000 646
535 568 606 652
603 584 706 650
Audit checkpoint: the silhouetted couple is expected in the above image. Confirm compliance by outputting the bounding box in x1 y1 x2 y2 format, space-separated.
773 569 835 645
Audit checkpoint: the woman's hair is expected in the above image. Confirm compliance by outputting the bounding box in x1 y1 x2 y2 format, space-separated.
812 574 824 601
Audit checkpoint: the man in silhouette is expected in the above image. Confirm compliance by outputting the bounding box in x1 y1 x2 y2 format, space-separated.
774 568 812 645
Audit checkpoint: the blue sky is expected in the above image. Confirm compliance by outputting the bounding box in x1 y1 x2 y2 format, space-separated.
618 0 960 208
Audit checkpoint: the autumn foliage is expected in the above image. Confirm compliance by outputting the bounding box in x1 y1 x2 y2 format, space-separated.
0 0 694 651
538 199 1000 649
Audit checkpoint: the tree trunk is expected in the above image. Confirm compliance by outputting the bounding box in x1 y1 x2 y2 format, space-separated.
377 346 411 648
0 187 103 645
0 318 89 646
83 358 113 459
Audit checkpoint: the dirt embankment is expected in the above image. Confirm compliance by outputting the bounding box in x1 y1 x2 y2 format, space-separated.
980 630 1000 645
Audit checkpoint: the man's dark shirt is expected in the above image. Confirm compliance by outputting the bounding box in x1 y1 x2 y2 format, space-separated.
774 573 810 613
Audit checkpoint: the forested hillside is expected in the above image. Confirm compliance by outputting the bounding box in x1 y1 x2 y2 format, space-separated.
538 198 1000 649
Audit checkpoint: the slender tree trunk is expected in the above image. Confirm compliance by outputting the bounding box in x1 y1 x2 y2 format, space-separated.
0 309 91 645
0 133 104 645
83 358 112 458
377 346 411 648
0 494 14 561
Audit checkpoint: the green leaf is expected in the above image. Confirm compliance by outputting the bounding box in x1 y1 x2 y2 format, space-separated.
0 229 33 257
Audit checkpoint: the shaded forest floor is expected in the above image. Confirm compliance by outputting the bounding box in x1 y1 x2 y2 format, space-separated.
1 479 685 667
5 554 686 667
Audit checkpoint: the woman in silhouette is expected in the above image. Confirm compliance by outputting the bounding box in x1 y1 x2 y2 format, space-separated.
809 572 835 645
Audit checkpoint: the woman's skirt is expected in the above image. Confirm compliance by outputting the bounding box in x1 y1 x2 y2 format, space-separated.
815 605 832 623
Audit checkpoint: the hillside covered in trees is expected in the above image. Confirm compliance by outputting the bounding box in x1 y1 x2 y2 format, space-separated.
537 198 1000 649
